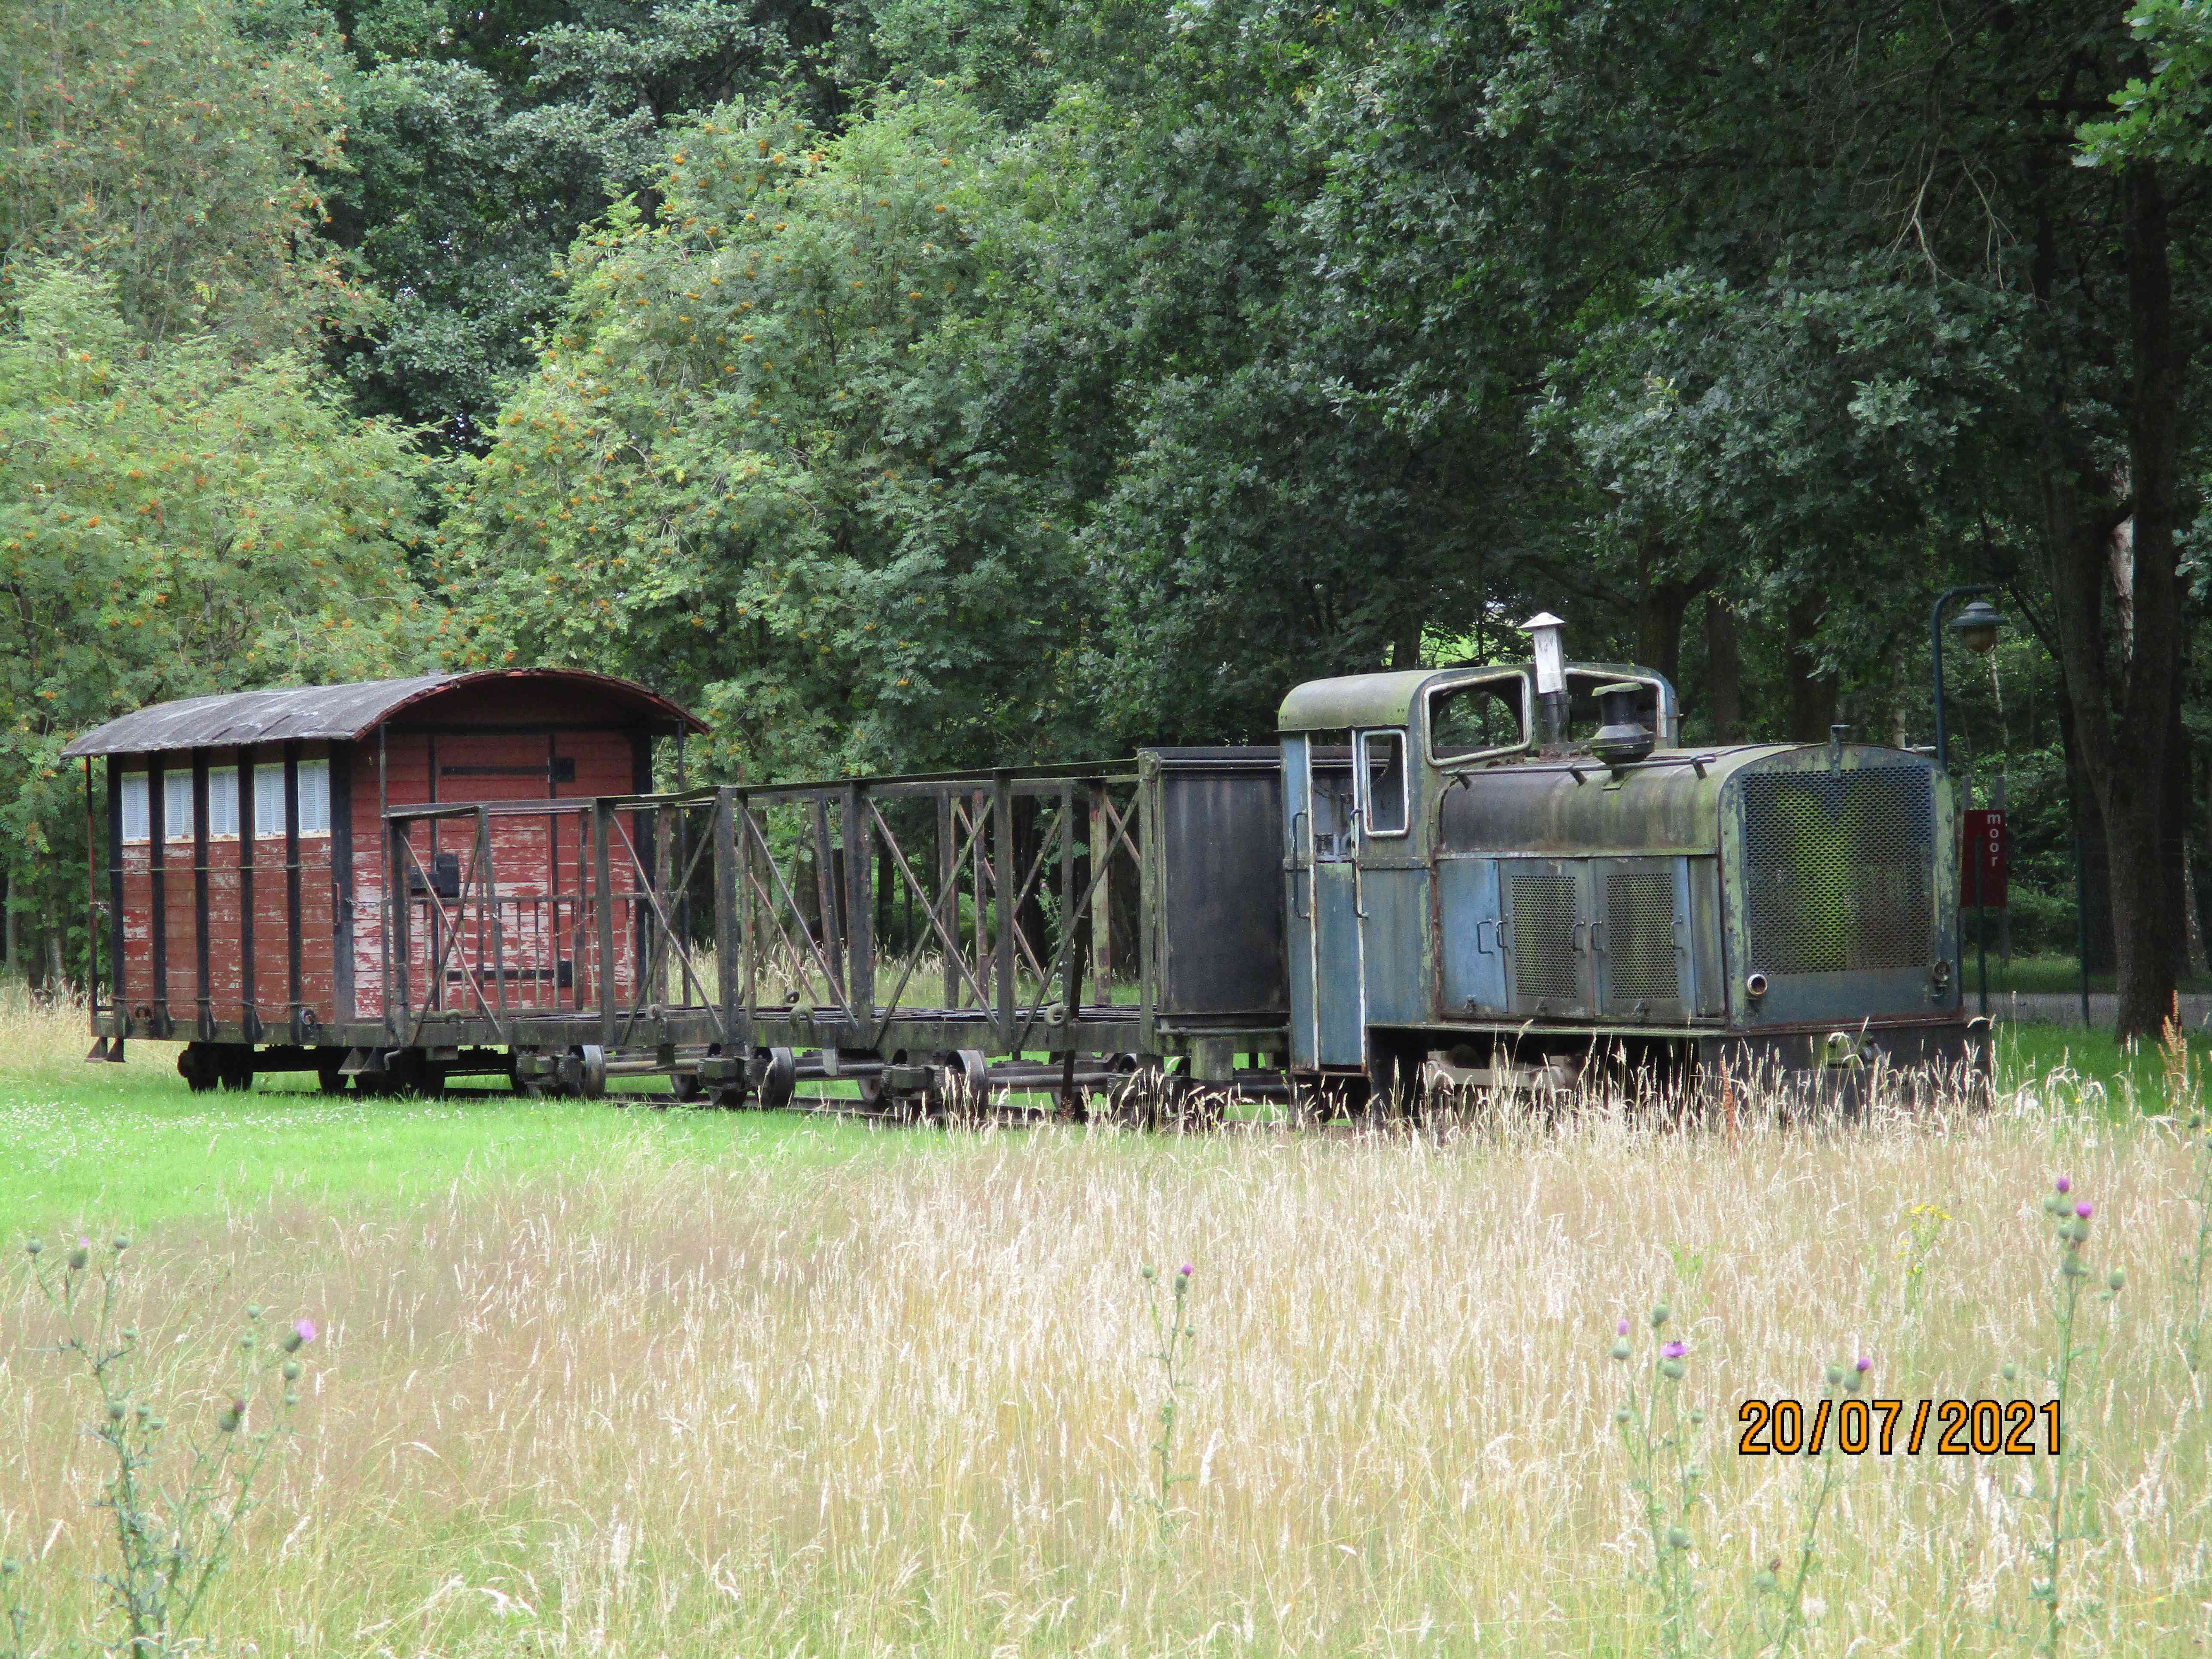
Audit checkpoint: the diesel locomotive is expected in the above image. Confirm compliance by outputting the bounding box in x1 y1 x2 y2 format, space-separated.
70 616 1980 1110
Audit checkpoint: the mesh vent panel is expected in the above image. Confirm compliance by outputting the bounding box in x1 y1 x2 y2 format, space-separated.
1740 768 1934 976
1605 872 1679 1003
1509 869 1581 1002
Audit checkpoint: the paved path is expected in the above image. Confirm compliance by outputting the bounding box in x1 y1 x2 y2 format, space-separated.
1983 991 2212 1030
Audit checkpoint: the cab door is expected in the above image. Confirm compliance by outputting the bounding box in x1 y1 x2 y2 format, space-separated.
1286 735 1365 1067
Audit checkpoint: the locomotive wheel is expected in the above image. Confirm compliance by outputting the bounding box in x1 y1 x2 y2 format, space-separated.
1364 1041 1422 1122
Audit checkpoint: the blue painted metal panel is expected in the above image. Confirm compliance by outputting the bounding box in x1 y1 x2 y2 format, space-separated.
1359 866 1429 1025
1436 858 1507 1016
1313 863 1364 1064
1283 735 1321 1067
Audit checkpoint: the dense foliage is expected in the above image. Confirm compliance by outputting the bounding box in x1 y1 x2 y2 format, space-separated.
4 0 2210 1033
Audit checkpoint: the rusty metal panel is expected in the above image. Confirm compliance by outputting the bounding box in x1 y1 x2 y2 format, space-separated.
1721 748 1957 1027
1140 748 1288 1022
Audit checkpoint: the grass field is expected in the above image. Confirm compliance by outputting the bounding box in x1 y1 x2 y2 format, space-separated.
5 989 2212 1656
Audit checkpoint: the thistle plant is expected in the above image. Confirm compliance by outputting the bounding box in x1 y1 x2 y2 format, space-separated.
1608 1304 1705 1659
2015 1177 2121 1659
3 1236 317 1659
1752 1356 1868 1659
2185 1118 2212 1377
1896 1203 1951 1323
2163 1015 2212 1375
1137 1262 1197 1542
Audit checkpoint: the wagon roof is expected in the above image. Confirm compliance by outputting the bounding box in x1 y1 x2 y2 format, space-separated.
59 670 705 758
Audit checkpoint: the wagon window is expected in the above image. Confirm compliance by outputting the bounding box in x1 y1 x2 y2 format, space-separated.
206 769 240 839
1358 729 1410 837
296 760 331 837
163 772 194 841
120 774 149 844
254 767 286 837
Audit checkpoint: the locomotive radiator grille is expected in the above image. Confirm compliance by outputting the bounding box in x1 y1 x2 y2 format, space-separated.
1508 869 1582 1002
1739 768 1934 975
1605 872 1679 1002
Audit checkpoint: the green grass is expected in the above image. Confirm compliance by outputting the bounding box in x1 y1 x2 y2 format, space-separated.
1967 951 2212 997
0 1033 933 1239
1997 1019 2207 1113
5 1000 2203 1241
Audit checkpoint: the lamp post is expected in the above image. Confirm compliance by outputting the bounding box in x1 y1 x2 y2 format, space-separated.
1931 588 2006 1017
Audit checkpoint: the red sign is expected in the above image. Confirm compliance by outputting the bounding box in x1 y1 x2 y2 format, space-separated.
1962 808 2008 908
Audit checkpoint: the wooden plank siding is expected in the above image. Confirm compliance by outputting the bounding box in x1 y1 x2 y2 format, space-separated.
105 676 681 1038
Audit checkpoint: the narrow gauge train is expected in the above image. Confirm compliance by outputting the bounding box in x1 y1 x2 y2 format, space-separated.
65 617 1982 1112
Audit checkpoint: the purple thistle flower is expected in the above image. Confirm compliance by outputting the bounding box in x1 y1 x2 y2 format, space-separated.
1855 1356 1872 1373
2054 1176 2071 1194
2075 1202 2093 1220
1661 1341 1687 1359
295 1319 317 1345
1178 1264 1192 1278
1617 1318 1631 1336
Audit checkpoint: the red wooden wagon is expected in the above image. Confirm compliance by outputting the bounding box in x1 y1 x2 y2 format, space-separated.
64 670 705 1093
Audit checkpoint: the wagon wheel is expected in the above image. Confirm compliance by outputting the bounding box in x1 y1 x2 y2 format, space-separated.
504 1051 546 1100
387 1048 448 1099
929 1049 991 1124
670 1069 705 1105
177 1044 219 1095
217 1048 255 1092
752 1045 796 1111
1164 1072 1222 1133
564 1044 607 1101
1100 1055 1162 1131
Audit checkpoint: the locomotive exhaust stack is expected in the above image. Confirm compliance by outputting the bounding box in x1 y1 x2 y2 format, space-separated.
1590 682 1656 769
1522 611 1570 752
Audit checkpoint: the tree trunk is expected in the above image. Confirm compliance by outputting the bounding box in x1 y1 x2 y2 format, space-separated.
1705 599 1742 744
1633 542 1707 687
2044 161 2186 1041
1389 612 1422 672
2054 693 2116 975
1785 594 1837 743
2168 669 2206 978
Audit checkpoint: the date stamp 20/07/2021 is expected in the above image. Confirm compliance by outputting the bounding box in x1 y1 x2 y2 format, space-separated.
1738 1398 2063 1458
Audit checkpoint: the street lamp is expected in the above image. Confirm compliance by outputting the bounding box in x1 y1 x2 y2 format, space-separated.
1931 586 2006 1018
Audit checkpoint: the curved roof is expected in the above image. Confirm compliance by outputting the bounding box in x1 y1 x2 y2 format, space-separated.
1276 660 1679 734
60 670 705 759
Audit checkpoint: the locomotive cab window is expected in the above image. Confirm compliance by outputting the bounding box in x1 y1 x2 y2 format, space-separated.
1358 729 1409 837
1428 674 1529 761
1307 732 1357 859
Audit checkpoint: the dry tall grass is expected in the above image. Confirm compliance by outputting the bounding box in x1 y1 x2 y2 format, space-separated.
3 1083 2208 1656
0 982 94 1075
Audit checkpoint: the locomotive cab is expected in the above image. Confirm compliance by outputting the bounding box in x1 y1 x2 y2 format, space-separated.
1278 653 1980 1100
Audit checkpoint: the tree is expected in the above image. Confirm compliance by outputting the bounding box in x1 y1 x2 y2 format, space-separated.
0 0 372 353
323 0 848 444
438 91 1093 780
0 264 434 988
